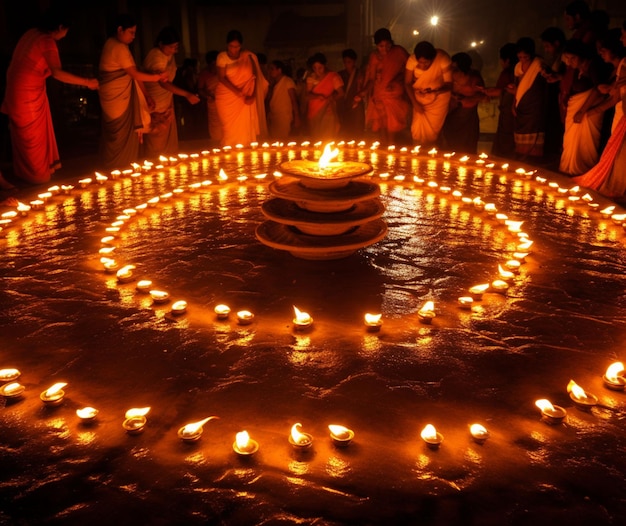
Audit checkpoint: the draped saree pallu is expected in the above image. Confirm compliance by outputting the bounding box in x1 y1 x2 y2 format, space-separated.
307 71 343 140
143 48 178 158
513 58 546 157
215 50 268 147
99 70 151 169
366 46 410 134
559 89 603 176
407 50 452 145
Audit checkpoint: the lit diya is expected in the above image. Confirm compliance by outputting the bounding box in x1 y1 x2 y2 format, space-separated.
177 416 219 442
0 382 25 399
289 422 313 449
40 382 67 406
237 310 255 325
280 143 372 189
0 368 21 382
469 423 490 444
364 313 383 331
602 362 625 391
233 430 259 455
293 305 313 330
123 407 151 434
566 380 598 409
171 300 188 315
328 424 354 446
76 407 99 422
214 304 231 320
535 399 567 424
417 301 435 324
420 423 443 448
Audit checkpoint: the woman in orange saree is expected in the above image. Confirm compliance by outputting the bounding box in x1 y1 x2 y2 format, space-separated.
1 9 98 184
305 53 344 141
215 30 268 147
360 28 410 145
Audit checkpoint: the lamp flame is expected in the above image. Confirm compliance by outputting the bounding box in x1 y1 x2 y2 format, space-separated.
420 424 438 441
318 144 339 169
470 423 488 438
328 424 351 439
125 407 151 419
364 313 382 325
290 422 311 445
567 380 588 400
45 382 67 397
535 399 555 412
606 362 624 381
235 430 252 450
293 305 312 324
181 416 218 437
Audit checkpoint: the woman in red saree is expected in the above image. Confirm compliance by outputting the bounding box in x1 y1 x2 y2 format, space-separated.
360 28 410 145
1 9 98 184
306 53 344 141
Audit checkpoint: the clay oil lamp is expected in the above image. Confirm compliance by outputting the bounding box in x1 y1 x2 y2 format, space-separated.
233 430 259 456
136 280 152 293
504 259 521 272
61 184 74 194
428 148 437 157
149 290 170 304
469 284 489 300
602 362 625 391
566 380 597 409
217 168 229 183
293 305 313 331
37 191 52 202
364 313 383 332
17 202 31 216
147 196 160 207
95 172 108 184
177 416 218 442
328 424 354 447
100 257 119 273
535 399 567 425
289 422 313 450
490 280 509 294
123 407 150 434
40 382 67 406
78 178 92 188
498 265 515 281
600 206 615 218
76 407 99 423
0 368 21 382
29 199 44 210
501 163 509 172
420 424 443 449
469 423 490 444
417 301 435 324
237 310 255 325
484 203 497 215
457 296 474 309
101 235 116 245
214 304 231 320
116 265 136 284
0 382 25 399
171 300 188 316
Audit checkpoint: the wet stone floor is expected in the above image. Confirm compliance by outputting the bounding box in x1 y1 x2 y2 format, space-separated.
1 145 626 525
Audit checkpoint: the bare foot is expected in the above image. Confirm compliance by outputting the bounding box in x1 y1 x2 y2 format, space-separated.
1 196 18 207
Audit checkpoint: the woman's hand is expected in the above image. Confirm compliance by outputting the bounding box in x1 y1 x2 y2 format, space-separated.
86 78 99 90
186 93 201 104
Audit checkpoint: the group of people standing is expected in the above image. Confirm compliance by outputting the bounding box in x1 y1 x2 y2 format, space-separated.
1 2 626 204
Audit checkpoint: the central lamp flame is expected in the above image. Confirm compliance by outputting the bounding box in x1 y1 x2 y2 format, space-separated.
364 313 382 325
318 144 339 170
535 399 555 413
